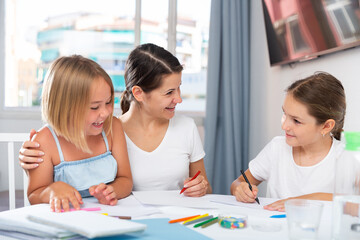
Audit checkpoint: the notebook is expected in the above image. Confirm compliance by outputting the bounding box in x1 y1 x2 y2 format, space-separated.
27 210 146 239
0 204 76 239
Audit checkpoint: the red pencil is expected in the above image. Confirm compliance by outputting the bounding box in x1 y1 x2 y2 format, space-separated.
180 170 201 194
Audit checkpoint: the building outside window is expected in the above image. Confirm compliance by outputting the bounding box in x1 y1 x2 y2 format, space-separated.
2 0 210 113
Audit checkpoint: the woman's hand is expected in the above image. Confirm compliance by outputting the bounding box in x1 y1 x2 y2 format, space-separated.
19 129 43 170
233 182 259 203
182 174 209 197
89 183 118 206
47 182 83 212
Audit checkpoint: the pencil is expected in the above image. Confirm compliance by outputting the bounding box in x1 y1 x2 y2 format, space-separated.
168 215 200 223
240 170 260 205
180 170 201 194
201 217 219 228
182 213 209 224
183 215 213 225
194 216 217 228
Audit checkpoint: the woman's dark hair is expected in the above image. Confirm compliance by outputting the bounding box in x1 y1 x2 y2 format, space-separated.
286 72 346 140
120 43 183 113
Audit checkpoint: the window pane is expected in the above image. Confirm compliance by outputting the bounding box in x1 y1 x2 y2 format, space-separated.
176 0 210 112
140 0 168 48
5 0 135 107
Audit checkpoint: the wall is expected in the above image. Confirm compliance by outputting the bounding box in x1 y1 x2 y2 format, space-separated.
250 0 360 196
1 0 360 193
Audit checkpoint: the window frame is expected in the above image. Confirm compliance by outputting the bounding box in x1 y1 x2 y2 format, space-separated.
0 0 205 120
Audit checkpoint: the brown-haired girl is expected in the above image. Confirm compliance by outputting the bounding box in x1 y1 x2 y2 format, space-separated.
231 72 346 211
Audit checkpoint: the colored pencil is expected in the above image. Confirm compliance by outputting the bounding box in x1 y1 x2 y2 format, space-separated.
270 214 286 218
180 170 201 194
194 216 218 228
183 215 213 225
182 213 209 224
201 217 219 228
168 215 200 223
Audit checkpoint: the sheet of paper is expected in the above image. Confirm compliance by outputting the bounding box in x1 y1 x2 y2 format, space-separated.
208 195 278 209
82 194 160 218
132 190 218 209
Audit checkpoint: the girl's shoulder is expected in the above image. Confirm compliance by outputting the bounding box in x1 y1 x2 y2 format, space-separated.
32 125 58 155
33 125 54 142
111 116 123 131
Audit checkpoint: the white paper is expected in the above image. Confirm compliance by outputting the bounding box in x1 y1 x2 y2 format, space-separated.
132 190 218 209
208 195 278 209
82 194 160 217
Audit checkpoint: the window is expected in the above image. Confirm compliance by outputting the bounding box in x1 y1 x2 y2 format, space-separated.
1 0 210 113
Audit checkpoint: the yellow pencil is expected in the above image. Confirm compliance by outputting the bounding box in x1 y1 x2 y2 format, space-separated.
182 213 209 225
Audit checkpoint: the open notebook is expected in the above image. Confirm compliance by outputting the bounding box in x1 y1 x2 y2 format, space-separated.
27 210 146 239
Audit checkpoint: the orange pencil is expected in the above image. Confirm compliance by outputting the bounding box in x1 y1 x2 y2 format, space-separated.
168 215 200 223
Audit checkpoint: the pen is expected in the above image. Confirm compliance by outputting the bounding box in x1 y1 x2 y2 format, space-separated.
180 170 201 194
168 215 200 223
240 170 260 205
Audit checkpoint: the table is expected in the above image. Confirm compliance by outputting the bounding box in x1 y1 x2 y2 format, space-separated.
0 191 334 240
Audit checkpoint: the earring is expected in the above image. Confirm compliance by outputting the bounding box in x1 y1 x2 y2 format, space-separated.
322 133 325 137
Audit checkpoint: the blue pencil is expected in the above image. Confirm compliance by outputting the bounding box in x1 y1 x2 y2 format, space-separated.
270 214 286 218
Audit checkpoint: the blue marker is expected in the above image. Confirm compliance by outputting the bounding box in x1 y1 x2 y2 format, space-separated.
270 214 286 218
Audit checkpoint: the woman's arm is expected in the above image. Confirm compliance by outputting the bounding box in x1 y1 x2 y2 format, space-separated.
183 159 212 196
19 129 44 170
90 117 133 204
231 169 262 203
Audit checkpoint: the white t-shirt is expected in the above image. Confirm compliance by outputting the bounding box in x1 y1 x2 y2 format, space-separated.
125 114 205 191
249 136 344 199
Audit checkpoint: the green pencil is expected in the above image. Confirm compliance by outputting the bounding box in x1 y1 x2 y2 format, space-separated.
194 216 218 228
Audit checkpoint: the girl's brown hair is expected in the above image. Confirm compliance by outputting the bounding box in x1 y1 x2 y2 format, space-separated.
286 72 346 140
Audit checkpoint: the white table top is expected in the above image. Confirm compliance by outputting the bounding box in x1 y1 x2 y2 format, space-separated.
0 191 334 240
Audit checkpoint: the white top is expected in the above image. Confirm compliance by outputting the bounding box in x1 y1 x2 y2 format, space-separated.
249 136 344 199
125 114 205 191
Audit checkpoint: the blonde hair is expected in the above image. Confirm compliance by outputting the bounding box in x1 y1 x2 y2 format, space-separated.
42 55 114 153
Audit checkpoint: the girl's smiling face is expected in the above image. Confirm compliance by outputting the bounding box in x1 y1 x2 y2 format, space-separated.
85 77 113 136
281 93 324 147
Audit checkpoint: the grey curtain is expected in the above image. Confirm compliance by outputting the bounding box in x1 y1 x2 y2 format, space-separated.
204 0 250 194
